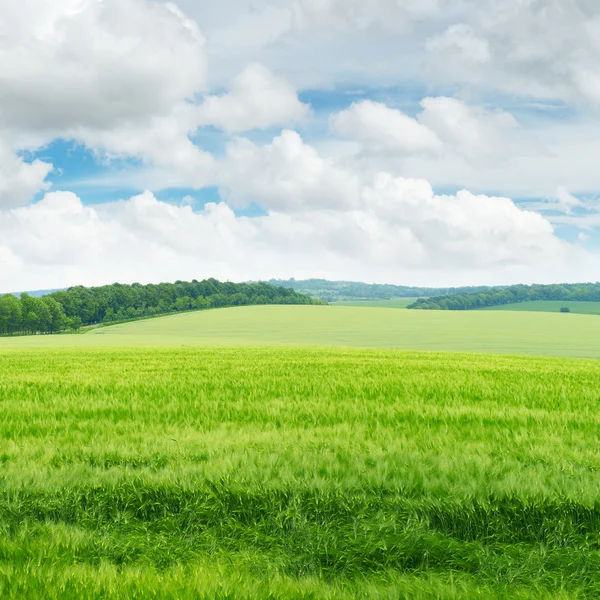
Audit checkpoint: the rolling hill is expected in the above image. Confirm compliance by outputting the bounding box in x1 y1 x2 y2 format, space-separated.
1 304 600 359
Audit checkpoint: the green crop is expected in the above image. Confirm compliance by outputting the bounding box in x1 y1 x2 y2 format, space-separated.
480 301 600 315
1 346 600 598
331 298 415 308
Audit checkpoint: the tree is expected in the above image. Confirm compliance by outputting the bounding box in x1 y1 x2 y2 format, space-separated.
20 294 40 334
0 295 22 335
68 316 83 331
0 279 320 337
43 297 68 333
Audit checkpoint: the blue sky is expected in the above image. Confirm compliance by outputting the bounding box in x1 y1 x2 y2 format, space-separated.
1 0 599 292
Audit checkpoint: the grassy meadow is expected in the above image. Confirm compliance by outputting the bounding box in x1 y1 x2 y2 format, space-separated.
480 301 600 315
1 305 600 358
332 298 600 316
332 298 415 308
2 346 600 598
3 306 600 598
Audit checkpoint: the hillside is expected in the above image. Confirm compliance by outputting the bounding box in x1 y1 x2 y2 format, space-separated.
0 279 321 336
2 304 600 359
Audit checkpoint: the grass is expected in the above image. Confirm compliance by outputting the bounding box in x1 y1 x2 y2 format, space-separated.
2 346 600 598
2 305 600 359
481 301 600 316
332 298 415 308
0 348 600 600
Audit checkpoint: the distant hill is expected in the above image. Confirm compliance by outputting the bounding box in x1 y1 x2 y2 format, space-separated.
11 288 64 298
267 279 495 302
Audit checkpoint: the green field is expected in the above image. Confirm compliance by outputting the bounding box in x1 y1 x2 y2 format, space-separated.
2 346 600 598
3 306 600 598
332 298 415 308
1 305 600 359
481 301 600 315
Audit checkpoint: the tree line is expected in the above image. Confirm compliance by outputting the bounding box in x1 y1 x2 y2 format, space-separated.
408 283 600 311
269 278 494 302
0 279 323 336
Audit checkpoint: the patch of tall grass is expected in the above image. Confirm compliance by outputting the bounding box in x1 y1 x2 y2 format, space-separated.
1 347 599 598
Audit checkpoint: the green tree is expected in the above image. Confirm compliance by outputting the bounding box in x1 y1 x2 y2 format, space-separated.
0 295 22 335
43 297 68 333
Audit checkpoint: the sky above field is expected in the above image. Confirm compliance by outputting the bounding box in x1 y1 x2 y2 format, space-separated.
2 0 600 291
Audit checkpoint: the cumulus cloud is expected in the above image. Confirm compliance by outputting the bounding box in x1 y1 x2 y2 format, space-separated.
425 1 600 106
418 97 523 162
328 96 532 179
1 0 598 290
0 0 209 185
0 0 206 133
77 108 216 189
0 181 576 293
362 173 565 267
220 130 362 212
165 0 600 105
196 63 310 133
331 101 442 156
0 142 53 208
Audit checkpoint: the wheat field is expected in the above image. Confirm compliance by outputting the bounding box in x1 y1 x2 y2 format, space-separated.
1 346 599 598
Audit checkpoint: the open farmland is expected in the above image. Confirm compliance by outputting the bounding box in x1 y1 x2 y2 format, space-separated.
2 346 600 598
1 305 600 359
480 301 600 315
332 298 415 308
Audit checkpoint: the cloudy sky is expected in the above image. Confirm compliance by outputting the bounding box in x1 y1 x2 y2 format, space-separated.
1 0 600 292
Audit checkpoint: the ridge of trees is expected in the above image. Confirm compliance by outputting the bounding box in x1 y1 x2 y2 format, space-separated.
407 283 600 311
0 279 323 336
268 279 495 302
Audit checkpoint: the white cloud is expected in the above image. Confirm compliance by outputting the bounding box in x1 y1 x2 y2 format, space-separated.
0 0 209 185
0 177 578 292
0 0 206 133
325 95 600 201
2 192 103 265
76 107 216 189
418 97 523 162
425 24 490 64
220 130 362 212
291 0 457 34
362 173 565 267
555 186 583 214
170 0 462 90
425 1 600 106
196 63 310 133
1 0 599 290
0 142 53 208
330 97 525 165
171 0 600 106
331 101 442 155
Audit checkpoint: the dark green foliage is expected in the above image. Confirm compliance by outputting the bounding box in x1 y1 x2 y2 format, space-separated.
50 279 322 327
0 279 322 336
561 307 571 313
409 282 600 311
269 279 494 302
